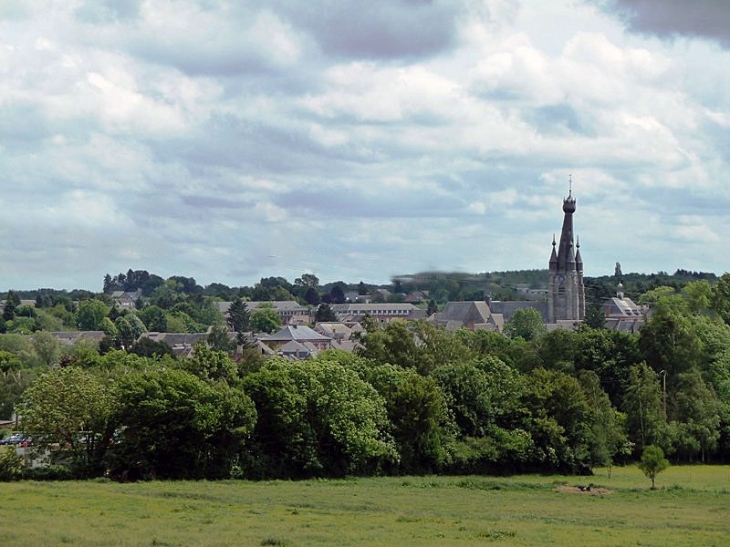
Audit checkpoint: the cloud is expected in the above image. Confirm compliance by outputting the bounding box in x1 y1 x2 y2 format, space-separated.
0 1 729 290
598 0 730 47
273 0 463 59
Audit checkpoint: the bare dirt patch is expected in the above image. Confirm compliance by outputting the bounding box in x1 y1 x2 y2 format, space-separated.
556 486 613 495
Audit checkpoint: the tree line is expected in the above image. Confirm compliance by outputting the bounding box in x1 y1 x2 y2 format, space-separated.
2 276 730 480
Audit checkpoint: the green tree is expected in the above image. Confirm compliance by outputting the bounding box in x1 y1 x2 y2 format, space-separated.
250 305 281 334
2 291 20 322
504 308 546 341
31 331 61 367
670 370 721 462
243 358 396 478
184 344 238 384
129 337 174 359
226 298 251 334
76 299 110 331
108 368 256 480
639 303 701 381
360 362 450 473
711 273 730 325
138 305 168 332
304 287 321 306
623 363 666 453
19 367 115 476
207 323 235 353
638 444 669 489
578 370 628 468
315 303 337 323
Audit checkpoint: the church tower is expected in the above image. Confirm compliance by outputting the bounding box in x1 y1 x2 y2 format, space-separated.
548 185 585 323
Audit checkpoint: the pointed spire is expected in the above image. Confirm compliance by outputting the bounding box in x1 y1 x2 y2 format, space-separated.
575 235 583 270
549 233 558 266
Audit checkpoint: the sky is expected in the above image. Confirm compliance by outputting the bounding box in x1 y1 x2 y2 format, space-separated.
1 0 729 291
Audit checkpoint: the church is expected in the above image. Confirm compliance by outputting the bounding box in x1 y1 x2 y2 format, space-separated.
432 188 586 331
547 188 585 323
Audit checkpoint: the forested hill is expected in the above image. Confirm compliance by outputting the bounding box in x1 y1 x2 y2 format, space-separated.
1 268 720 305
393 269 719 303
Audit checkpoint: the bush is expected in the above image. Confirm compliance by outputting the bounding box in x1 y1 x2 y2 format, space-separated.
0 448 23 481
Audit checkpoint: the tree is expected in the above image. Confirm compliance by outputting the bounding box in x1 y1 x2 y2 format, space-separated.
250 305 281 334
583 301 606 329
207 323 235 353
330 285 346 304
2 291 20 322
304 287 321 306
31 331 61 367
183 344 238 384
623 363 665 453
76 299 110 331
504 308 546 341
638 445 669 489
426 299 438 316
108 368 256 480
242 358 396 478
129 337 174 359
138 305 168 332
358 362 450 474
315 303 337 323
294 273 319 289
711 273 730 325
226 298 250 334
19 367 115 476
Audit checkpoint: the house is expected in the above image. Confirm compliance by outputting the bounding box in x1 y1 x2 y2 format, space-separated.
314 322 353 341
142 332 208 357
217 300 311 325
431 301 503 331
49 331 107 346
603 283 646 332
330 303 425 323
261 325 333 352
111 290 143 310
276 340 320 359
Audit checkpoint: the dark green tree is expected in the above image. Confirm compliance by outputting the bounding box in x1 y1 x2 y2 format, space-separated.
226 298 251 334
315 303 337 323
108 368 256 479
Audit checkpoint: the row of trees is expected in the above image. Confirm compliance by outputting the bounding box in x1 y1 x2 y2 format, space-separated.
5 274 730 481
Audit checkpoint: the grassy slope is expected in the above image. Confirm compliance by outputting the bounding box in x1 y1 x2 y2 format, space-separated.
0 466 728 546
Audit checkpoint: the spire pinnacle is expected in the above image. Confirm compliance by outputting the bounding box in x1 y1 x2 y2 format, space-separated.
568 174 572 198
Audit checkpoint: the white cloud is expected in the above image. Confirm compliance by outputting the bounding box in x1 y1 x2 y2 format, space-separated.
0 0 729 290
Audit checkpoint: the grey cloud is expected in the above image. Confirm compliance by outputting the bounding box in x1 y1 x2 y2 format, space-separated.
272 0 461 59
524 104 598 138
598 0 730 47
75 0 142 23
274 185 465 219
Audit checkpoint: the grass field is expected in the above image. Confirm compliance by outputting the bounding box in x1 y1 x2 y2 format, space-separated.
0 465 729 546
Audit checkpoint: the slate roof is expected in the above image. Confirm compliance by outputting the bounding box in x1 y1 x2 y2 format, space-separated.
263 325 331 342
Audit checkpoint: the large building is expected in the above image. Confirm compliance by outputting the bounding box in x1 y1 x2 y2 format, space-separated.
548 189 585 323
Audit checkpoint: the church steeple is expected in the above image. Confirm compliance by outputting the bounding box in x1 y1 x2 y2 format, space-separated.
548 177 585 323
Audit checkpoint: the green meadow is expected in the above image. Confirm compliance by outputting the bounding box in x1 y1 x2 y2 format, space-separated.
1 465 728 546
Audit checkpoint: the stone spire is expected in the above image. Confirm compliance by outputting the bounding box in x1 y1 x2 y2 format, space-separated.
548 178 585 323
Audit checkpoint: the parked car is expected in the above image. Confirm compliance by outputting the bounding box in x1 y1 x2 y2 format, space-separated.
0 433 31 446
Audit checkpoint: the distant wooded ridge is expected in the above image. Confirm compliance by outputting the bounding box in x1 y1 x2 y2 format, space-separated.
2 268 718 306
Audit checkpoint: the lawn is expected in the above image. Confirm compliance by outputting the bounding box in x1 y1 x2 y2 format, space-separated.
0 465 728 546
